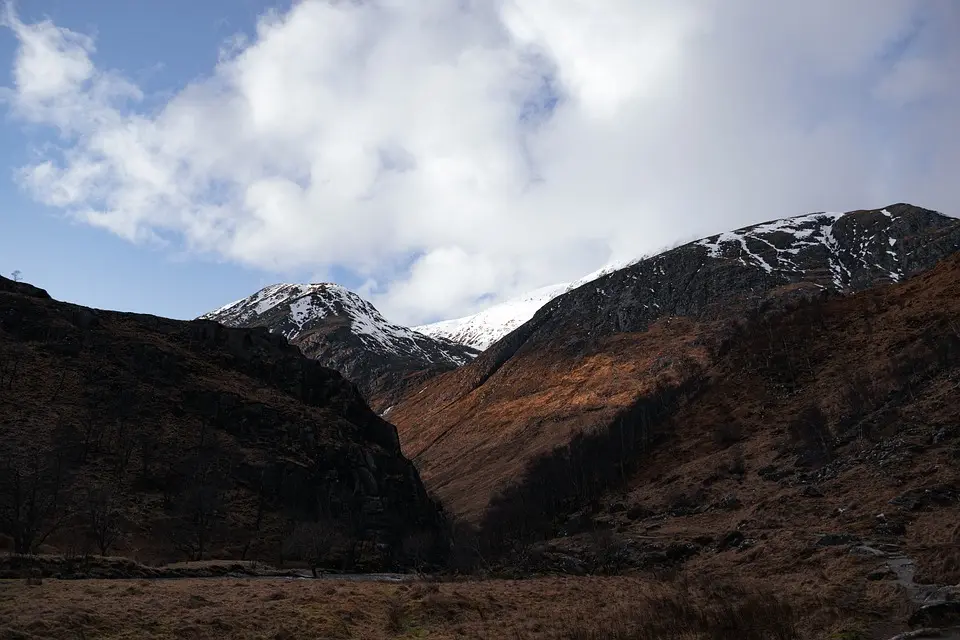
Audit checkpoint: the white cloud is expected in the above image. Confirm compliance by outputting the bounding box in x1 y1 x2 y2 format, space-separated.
3 0 960 324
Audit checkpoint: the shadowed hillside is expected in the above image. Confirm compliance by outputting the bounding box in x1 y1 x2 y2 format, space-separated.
0 277 444 569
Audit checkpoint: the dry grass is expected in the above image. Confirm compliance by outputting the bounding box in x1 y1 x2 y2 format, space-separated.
393 250 960 527
0 575 812 640
392 317 708 520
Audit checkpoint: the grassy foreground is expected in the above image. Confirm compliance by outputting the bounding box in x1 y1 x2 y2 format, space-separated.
0 575 812 640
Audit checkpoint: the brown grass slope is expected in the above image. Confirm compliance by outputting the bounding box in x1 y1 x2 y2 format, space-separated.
602 248 960 581
468 251 960 637
0 278 442 567
390 205 960 522
0 576 803 640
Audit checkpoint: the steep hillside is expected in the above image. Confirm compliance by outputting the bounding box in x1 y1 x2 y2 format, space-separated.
473 249 960 637
200 283 478 411
389 204 960 521
0 278 443 568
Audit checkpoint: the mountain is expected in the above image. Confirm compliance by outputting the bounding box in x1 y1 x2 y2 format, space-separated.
414 283 570 351
415 263 641 351
0 276 444 567
415 203 956 350
386 203 960 521
200 283 478 411
475 247 960 634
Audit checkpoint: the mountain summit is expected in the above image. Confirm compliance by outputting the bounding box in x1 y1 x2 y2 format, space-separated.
200 283 478 410
416 203 960 350
387 203 960 520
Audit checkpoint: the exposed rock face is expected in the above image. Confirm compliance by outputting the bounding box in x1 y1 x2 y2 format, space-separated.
0 279 443 567
388 204 960 520
506 204 959 351
200 283 478 411
416 204 958 351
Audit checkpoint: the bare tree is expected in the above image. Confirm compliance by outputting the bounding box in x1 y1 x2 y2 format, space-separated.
10 270 21 282
282 520 348 577
0 454 67 554
0 346 26 392
87 487 123 556
172 482 223 561
109 418 137 482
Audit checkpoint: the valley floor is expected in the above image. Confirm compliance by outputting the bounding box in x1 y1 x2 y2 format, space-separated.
0 571 920 640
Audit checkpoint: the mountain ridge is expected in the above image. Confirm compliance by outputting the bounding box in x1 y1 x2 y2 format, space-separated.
415 204 959 350
387 203 960 520
200 282 479 411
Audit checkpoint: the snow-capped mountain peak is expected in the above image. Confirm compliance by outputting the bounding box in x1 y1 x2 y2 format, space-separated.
414 260 639 351
415 205 959 351
200 282 476 366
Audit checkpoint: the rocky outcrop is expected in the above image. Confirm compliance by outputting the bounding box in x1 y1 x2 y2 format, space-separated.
0 277 443 567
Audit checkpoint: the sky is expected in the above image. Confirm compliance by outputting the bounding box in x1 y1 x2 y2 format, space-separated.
1 1 958 325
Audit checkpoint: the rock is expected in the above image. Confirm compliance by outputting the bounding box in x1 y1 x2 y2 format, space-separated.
715 493 743 511
887 629 960 639
0 286 446 569
800 484 825 497
891 485 959 512
910 603 960 629
924 587 960 604
758 465 794 482
626 505 653 521
816 533 861 547
717 530 745 552
665 542 700 562
868 566 897 581
850 545 887 557
932 428 955 445
875 516 908 536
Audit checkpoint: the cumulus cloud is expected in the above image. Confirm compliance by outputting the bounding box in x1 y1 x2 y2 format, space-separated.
3 0 959 324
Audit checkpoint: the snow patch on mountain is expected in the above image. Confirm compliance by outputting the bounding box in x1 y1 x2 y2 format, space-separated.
415 259 640 351
417 207 928 351
694 209 908 289
200 283 474 366
414 283 567 351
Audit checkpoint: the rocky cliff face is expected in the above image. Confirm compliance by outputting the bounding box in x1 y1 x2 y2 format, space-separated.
200 283 478 411
388 204 960 520
0 278 443 567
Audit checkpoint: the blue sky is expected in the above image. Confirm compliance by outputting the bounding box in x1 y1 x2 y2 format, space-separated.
1 1 958 325
0 0 308 319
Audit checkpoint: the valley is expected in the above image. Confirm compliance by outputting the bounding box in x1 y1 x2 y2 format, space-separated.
2 204 960 639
